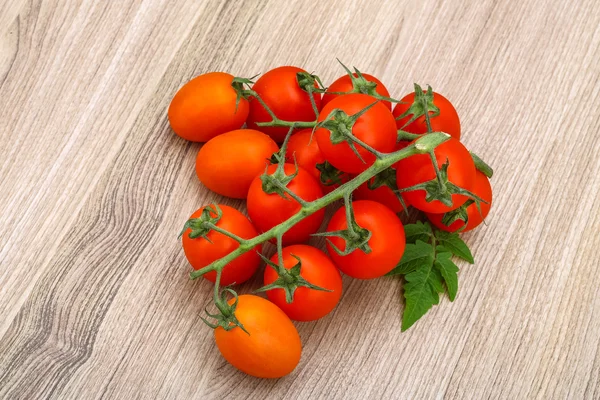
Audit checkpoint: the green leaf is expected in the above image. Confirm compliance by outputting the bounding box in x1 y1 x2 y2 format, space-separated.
404 221 433 244
435 250 459 301
402 253 444 331
387 240 434 276
435 229 474 263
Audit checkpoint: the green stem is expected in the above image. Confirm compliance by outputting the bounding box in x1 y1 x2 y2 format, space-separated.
205 223 247 244
428 151 446 190
397 130 420 142
245 89 317 128
190 132 450 280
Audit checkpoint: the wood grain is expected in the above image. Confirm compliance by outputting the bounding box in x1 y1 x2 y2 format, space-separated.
1 0 599 398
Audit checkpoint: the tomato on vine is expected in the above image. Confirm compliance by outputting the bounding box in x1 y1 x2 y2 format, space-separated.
393 85 461 140
284 129 326 182
426 170 492 232
324 200 406 279
169 72 249 142
214 294 301 378
247 163 325 245
315 93 397 174
322 71 392 110
396 137 476 213
196 129 279 199
181 205 261 286
260 245 342 321
247 66 321 143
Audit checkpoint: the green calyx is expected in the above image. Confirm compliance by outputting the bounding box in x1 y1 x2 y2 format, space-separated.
231 75 257 112
397 83 440 132
326 59 401 104
179 204 223 240
470 152 494 178
314 196 372 256
316 161 346 187
440 199 473 228
367 166 397 190
316 102 379 162
255 254 331 303
296 71 325 94
201 288 249 334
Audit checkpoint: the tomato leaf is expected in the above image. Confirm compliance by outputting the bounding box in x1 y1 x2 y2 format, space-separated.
404 221 433 244
434 229 474 263
387 240 434 276
402 253 444 331
435 249 459 301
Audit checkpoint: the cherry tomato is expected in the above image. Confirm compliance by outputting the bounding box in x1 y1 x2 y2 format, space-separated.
322 73 392 109
182 205 261 286
168 72 249 142
325 200 406 279
264 245 343 321
426 170 492 232
215 295 301 378
285 129 325 181
247 163 325 245
354 177 403 213
316 93 397 174
247 66 321 143
393 90 461 139
396 137 475 213
196 129 279 199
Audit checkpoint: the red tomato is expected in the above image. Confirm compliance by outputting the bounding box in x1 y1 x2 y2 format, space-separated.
182 205 261 286
396 137 475 213
247 163 325 245
426 170 492 232
196 129 279 199
215 295 301 378
247 66 321 143
264 245 342 321
285 129 325 181
325 200 406 279
168 72 249 142
315 93 397 174
322 73 392 109
393 90 461 139
354 177 403 213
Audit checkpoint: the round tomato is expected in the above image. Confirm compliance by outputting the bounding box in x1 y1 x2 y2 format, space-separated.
396 137 475 213
285 129 325 181
426 170 492 232
247 66 321 143
264 245 342 321
182 205 261 286
322 72 391 109
247 163 324 245
214 294 301 378
325 200 406 279
393 90 461 139
316 93 397 174
196 129 279 199
354 177 403 213
168 72 249 142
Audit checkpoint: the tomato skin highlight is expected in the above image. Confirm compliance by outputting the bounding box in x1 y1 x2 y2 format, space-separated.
395 137 476 213
426 170 492 232
325 200 406 279
168 72 249 142
214 295 301 378
393 91 461 140
247 66 321 143
196 129 279 199
247 163 325 245
322 73 392 109
285 129 325 182
316 93 397 174
182 205 261 286
264 245 343 321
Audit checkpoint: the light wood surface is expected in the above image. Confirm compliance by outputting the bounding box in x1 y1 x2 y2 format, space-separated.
1 0 600 398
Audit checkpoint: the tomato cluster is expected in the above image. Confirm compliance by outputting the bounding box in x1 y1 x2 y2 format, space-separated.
170 63 493 379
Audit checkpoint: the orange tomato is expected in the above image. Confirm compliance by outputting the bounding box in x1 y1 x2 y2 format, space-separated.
214 295 302 378
196 129 279 199
182 205 261 286
168 72 249 142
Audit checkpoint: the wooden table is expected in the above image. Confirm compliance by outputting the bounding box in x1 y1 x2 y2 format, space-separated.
1 0 599 398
